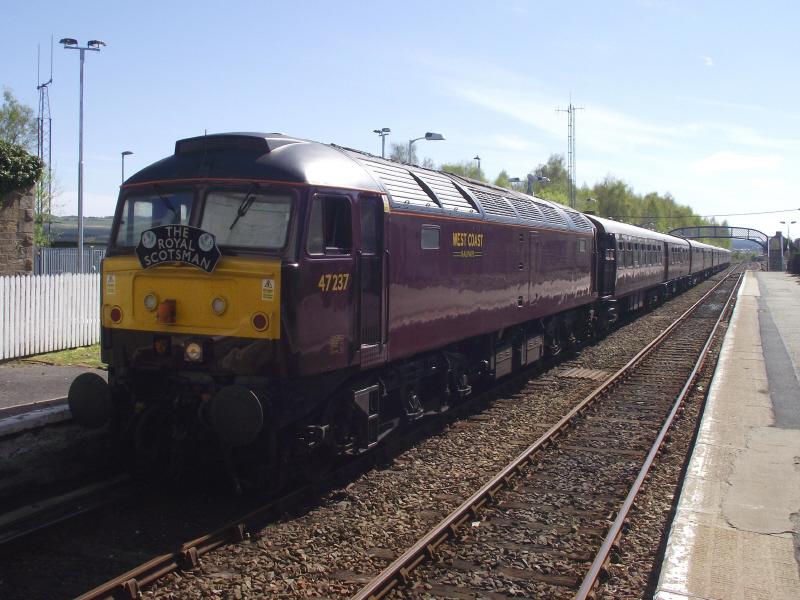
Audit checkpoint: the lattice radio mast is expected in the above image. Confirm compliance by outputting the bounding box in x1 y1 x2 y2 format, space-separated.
556 97 583 208
37 38 54 238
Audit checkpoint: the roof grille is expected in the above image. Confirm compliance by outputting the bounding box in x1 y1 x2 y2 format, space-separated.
466 186 517 218
533 200 569 228
565 210 593 231
359 158 438 208
505 196 545 222
416 171 478 213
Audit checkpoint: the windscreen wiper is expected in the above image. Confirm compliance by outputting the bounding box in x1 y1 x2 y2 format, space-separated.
153 184 180 223
229 183 259 230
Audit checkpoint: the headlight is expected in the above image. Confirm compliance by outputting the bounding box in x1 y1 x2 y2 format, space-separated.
184 341 203 362
211 296 227 315
144 293 158 311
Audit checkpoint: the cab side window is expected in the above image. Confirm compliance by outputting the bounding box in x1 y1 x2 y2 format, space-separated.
307 195 352 255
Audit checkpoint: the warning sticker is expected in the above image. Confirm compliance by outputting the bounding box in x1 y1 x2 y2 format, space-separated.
106 274 116 295
261 278 275 301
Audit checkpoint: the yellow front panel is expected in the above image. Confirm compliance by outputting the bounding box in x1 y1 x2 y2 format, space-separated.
102 255 281 340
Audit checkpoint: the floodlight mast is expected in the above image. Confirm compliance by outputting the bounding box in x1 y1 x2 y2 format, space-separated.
60 37 105 273
373 128 390 158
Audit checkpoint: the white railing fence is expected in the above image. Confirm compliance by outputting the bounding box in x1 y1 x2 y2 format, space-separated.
0 273 101 360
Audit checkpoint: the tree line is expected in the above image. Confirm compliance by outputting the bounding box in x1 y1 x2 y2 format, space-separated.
2 86 730 249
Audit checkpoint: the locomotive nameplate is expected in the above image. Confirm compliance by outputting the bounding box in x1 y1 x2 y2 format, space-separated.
136 225 222 273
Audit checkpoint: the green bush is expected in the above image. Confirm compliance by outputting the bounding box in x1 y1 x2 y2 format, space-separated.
0 139 43 197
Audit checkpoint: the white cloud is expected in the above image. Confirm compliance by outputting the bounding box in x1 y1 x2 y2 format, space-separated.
489 134 532 151
690 151 784 174
701 55 714 67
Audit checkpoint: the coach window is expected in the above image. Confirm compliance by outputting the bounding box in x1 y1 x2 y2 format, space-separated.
578 238 587 253
626 242 633 267
307 195 352 255
421 225 440 250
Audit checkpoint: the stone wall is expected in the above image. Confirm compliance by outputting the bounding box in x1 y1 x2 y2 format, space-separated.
0 186 35 275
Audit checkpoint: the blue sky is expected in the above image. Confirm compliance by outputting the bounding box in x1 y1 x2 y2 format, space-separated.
3 0 799 237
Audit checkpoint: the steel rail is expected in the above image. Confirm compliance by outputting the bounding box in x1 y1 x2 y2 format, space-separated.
0 474 132 545
75 481 316 600
350 269 741 600
575 271 743 599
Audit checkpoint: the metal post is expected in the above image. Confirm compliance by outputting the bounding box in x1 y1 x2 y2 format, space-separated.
121 151 132 183
78 48 85 273
62 38 104 273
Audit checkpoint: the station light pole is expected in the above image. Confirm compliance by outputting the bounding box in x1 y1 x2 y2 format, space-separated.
373 128 390 158
780 220 796 250
474 155 481 174
508 174 550 196
121 150 133 183
407 132 444 165
61 37 105 273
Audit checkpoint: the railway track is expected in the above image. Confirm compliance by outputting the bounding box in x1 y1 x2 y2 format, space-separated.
0 269 738 599
350 269 742 600
0 474 133 545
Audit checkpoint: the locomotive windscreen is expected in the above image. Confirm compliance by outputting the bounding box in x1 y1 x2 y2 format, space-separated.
115 190 193 247
201 188 292 249
113 186 293 251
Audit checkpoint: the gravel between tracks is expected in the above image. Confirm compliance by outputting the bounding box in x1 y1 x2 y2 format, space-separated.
143 276 728 600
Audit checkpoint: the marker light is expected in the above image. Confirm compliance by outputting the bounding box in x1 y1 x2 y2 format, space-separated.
144 293 158 312
211 296 227 315
251 313 269 331
184 341 203 362
157 299 177 324
110 306 123 324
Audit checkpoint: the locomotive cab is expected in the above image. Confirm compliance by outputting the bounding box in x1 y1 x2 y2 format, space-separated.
68 133 391 483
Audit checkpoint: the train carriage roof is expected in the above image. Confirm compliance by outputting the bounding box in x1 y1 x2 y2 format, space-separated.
126 132 591 234
585 214 691 246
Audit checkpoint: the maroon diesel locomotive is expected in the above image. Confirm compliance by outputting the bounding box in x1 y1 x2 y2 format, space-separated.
68 133 729 483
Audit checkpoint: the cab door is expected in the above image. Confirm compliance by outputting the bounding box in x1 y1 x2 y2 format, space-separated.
357 196 387 368
298 193 356 374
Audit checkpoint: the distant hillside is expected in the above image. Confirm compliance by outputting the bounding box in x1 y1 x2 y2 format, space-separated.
48 216 113 246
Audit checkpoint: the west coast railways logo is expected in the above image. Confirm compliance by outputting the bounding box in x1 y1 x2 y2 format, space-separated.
451 231 484 258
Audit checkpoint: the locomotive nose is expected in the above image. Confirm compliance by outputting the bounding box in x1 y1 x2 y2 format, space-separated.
68 372 112 429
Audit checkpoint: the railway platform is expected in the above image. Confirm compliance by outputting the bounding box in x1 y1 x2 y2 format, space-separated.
655 270 800 599
0 364 105 436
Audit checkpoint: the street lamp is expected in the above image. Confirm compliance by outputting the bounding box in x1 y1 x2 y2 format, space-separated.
474 155 481 173
61 37 106 273
779 220 796 249
121 151 133 183
407 132 444 165
373 128 390 158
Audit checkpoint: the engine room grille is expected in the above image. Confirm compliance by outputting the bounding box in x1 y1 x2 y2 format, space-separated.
505 196 545 222
359 158 439 209
466 186 517 218
564 209 594 231
533 200 569 228
416 171 478 213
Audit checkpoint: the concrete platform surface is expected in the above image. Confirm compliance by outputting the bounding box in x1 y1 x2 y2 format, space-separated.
0 363 106 411
655 271 800 600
